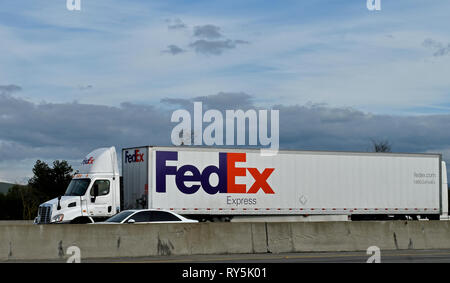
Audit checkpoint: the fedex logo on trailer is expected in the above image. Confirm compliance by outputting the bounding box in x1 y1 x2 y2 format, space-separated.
125 150 145 164
156 151 275 195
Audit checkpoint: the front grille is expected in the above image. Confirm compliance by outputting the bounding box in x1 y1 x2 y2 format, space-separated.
37 205 52 224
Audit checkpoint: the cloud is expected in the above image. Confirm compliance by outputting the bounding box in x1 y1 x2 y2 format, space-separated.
189 39 248 55
193 25 223 39
434 44 450 57
162 22 249 56
162 45 186 55
233 40 250 45
422 38 442 49
274 103 450 153
78 85 93 91
162 92 254 110
3 92 450 181
166 18 187 30
0 84 22 94
0 94 174 162
422 38 450 57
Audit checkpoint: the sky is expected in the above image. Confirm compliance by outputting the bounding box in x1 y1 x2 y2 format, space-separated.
0 0 450 183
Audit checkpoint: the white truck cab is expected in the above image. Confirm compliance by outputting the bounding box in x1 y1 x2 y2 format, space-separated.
34 147 120 224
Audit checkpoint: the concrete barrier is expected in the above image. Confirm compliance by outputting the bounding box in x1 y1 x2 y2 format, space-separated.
267 221 450 253
0 221 33 225
1 221 450 261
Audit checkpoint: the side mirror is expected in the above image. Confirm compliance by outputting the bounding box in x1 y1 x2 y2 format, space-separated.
93 185 99 197
127 219 136 224
91 185 99 203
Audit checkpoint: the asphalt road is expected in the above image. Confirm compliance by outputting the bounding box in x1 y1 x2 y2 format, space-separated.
9 249 450 263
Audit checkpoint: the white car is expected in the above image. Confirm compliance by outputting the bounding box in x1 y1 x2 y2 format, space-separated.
101 209 199 224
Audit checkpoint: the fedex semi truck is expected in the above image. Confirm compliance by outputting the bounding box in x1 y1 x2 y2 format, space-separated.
35 146 448 224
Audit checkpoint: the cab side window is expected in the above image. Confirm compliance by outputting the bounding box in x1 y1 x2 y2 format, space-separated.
90 180 110 196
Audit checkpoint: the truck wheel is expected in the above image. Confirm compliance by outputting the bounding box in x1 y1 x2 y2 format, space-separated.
71 217 94 224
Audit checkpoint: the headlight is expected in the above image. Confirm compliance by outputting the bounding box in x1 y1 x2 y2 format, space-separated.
52 214 64 222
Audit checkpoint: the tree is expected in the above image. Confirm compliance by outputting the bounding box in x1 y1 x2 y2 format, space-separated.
17 185 38 220
28 160 74 204
0 184 30 220
371 139 392 153
0 160 74 220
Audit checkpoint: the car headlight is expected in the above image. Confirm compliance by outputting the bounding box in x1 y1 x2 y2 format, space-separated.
52 214 64 222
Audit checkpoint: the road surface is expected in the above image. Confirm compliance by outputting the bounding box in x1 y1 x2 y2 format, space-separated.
7 249 450 263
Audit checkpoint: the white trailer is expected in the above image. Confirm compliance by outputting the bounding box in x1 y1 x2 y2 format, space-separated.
34 146 448 223
122 146 448 221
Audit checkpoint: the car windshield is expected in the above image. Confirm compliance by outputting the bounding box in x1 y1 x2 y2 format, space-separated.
64 178 91 196
105 211 135 223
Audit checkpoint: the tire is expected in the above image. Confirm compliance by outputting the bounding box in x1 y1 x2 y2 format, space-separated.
70 217 93 224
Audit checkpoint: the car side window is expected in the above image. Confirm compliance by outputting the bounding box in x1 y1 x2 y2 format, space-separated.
129 211 152 222
90 180 110 196
149 211 181 222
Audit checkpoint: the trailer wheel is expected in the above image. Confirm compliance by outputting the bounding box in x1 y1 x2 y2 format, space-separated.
426 214 440 221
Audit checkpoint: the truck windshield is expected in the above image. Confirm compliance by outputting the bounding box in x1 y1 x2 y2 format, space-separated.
64 178 91 196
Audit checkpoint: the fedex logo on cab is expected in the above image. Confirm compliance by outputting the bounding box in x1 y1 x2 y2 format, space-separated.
156 151 275 195
81 157 94 165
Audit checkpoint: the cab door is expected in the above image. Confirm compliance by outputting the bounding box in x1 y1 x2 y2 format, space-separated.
88 179 113 217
